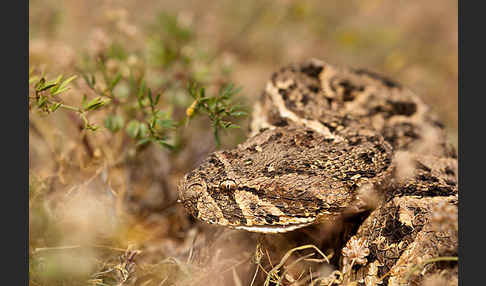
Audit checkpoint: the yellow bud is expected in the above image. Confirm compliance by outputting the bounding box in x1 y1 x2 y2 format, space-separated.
186 100 197 117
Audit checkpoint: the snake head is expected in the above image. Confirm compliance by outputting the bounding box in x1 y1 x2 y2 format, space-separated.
178 126 393 233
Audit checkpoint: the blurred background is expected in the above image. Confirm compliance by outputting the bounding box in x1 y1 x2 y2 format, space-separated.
29 0 457 285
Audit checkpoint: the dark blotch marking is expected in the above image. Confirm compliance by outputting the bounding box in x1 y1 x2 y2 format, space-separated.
308 85 320 93
382 207 415 243
368 104 384 116
417 174 439 183
415 161 432 172
345 170 377 179
209 189 247 225
246 145 258 153
295 131 316 148
367 135 380 143
359 152 375 164
445 179 456 186
273 117 289 127
188 210 198 223
403 129 420 139
198 173 207 180
208 155 227 177
383 123 420 148
185 170 196 180
432 120 445 129
375 144 387 154
285 99 297 109
222 150 241 160
325 97 334 106
278 88 289 100
324 138 335 143
264 214 280 224
321 204 347 213
241 186 324 217
383 157 392 168
354 68 402 88
349 183 359 192
262 163 317 178
320 121 337 132
338 80 359 101
268 132 283 143
305 130 315 140
397 183 456 197
241 186 266 197
301 63 323 78
387 100 417 116
445 167 456 176
301 94 310 105
208 154 225 169
427 185 455 196
399 184 417 196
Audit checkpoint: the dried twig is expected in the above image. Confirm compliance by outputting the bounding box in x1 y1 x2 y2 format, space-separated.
264 244 332 286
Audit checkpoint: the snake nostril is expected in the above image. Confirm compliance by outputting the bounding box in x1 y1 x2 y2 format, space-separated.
184 183 205 202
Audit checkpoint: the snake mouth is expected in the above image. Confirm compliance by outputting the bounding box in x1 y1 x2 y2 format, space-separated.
233 221 315 233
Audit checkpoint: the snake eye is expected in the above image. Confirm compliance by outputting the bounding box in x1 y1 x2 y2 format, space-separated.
220 179 237 190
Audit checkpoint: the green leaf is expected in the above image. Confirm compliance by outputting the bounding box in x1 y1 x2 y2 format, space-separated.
126 120 141 138
136 137 152 146
37 96 48 108
230 111 247 117
137 80 146 99
51 75 77 95
137 81 146 109
109 73 122 91
45 75 64 94
52 75 77 95
35 78 45 89
157 139 174 150
48 75 63 86
83 73 96 89
139 123 149 138
49 102 62 112
51 86 70 96
85 123 99 131
147 88 154 106
83 97 106 111
91 74 96 86
198 97 210 104
36 83 57 92
221 121 233 128
156 119 176 129
81 73 93 88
